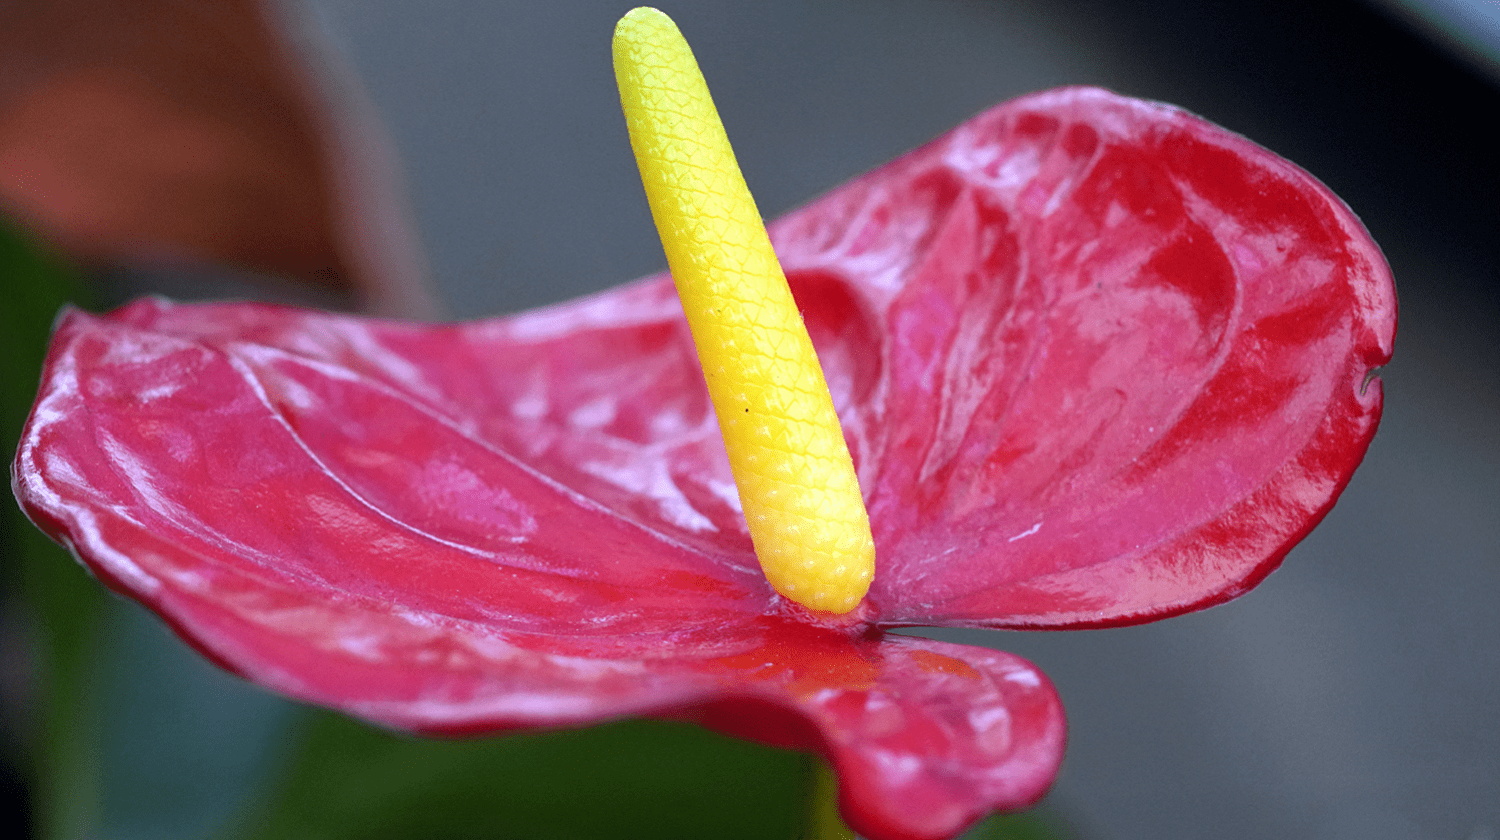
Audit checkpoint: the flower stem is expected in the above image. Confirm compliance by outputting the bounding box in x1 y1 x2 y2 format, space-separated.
801 755 856 840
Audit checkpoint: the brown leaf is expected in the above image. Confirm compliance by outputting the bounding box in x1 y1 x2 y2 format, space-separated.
0 0 434 315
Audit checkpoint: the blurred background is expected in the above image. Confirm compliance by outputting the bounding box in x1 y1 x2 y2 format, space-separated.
2 0 1497 838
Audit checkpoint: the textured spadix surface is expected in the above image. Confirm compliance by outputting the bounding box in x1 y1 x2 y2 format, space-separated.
13 87 1394 840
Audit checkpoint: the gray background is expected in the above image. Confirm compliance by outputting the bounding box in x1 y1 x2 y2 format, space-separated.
70 1 1500 838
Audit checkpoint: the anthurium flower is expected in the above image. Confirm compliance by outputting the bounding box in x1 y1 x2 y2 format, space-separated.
12 81 1395 840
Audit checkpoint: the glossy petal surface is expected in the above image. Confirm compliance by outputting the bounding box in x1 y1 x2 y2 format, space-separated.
13 88 1394 839
771 88 1396 627
14 297 1063 840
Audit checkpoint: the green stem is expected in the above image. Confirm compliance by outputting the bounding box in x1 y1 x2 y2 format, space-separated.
801 755 856 840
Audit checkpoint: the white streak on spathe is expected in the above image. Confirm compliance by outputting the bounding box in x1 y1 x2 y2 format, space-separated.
706 477 742 514
136 381 186 402
1004 669 1042 689
580 458 716 533
511 393 546 421
1007 521 1042 542
568 396 616 429
868 748 923 786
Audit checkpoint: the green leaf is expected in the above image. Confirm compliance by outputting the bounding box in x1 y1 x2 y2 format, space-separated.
225 714 807 840
224 705 1081 840
960 807 1078 840
1 217 109 840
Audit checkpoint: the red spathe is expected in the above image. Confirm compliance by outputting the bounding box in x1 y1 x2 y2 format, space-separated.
12 88 1394 840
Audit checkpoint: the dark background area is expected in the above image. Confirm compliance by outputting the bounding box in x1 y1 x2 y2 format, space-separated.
4 0 1497 838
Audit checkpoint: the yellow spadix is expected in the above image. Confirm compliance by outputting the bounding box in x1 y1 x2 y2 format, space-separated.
612 7 875 613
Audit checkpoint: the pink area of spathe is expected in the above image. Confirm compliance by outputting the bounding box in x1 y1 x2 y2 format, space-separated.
13 87 1394 840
